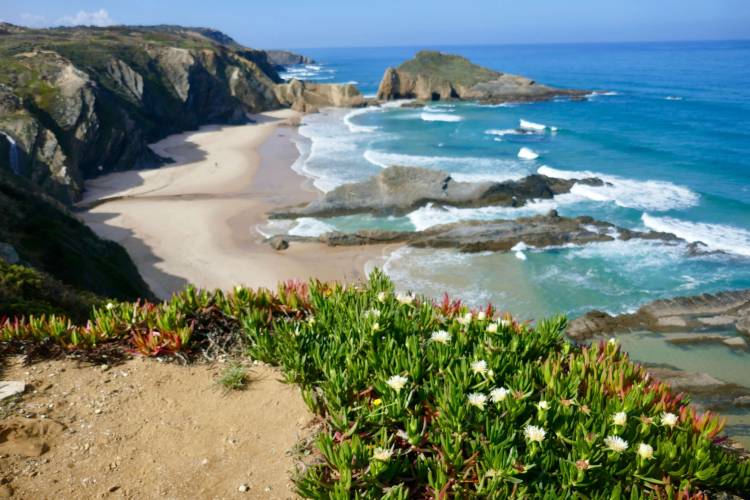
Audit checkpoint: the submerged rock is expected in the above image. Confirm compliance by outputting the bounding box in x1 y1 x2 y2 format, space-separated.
567 290 750 341
270 166 603 218
377 51 587 103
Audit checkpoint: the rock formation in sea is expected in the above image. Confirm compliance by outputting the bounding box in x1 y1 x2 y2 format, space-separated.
567 289 750 342
268 211 681 254
274 79 365 112
377 50 587 103
270 166 603 218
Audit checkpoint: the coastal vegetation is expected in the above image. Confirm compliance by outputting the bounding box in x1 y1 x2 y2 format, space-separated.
2 271 748 497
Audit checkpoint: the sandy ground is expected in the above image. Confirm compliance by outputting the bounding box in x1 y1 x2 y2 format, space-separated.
78 110 392 299
0 357 313 499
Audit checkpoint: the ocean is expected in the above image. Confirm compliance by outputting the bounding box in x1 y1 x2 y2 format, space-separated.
272 41 750 443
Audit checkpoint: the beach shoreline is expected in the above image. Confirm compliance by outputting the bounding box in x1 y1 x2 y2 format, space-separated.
78 109 394 299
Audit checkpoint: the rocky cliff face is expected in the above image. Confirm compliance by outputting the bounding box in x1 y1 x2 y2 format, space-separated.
266 50 315 70
0 25 283 202
377 51 586 103
274 79 365 112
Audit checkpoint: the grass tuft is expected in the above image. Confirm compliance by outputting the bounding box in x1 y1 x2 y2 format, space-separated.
217 362 248 391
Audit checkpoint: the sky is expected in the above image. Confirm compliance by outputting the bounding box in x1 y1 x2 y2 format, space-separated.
1 0 749 49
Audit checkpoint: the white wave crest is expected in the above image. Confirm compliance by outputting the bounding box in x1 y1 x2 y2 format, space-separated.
537 165 699 211
518 147 539 160
641 214 750 257
420 112 463 122
665 96 683 101
407 200 558 231
520 119 557 132
343 107 379 133
586 91 620 98
485 128 524 137
288 217 336 237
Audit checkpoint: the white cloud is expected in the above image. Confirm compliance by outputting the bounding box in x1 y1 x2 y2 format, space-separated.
19 12 49 27
57 9 116 27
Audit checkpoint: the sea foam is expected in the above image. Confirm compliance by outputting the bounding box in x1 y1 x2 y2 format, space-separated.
343 107 379 133
538 165 699 211
421 112 463 122
641 214 750 257
406 199 558 231
517 147 539 160
520 119 557 132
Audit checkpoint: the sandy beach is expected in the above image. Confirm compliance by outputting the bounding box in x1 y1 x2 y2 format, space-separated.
78 109 392 299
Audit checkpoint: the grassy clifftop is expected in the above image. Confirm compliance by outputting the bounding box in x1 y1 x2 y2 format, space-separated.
397 50 502 87
2 271 747 497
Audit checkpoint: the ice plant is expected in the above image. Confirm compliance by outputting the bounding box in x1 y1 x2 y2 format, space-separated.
457 312 473 326
524 424 546 443
386 375 408 393
396 292 414 305
430 330 451 344
612 411 627 426
377 291 388 302
604 436 628 453
371 322 380 332
477 311 487 321
637 443 654 460
661 412 679 428
486 323 498 333
490 387 509 402
372 447 393 461
468 392 488 409
105 302 115 310
471 359 488 374
537 400 550 411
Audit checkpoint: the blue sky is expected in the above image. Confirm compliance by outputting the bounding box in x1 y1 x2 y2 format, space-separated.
2 0 749 49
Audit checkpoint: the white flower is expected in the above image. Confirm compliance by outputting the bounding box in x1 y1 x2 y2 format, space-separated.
386 375 408 393
661 412 678 428
524 424 546 443
364 308 381 319
372 447 393 461
430 330 451 344
500 319 511 328
608 337 618 345
105 302 115 310
604 435 628 453
467 392 488 409
234 285 243 293
477 311 487 321
637 443 654 460
486 323 498 334
471 360 488 375
396 292 414 305
537 400 550 411
372 322 380 332
490 387 509 403
612 411 627 426
457 312 473 326
377 291 388 302
307 316 316 325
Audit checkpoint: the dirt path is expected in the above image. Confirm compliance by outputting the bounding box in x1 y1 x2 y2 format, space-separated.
0 357 313 499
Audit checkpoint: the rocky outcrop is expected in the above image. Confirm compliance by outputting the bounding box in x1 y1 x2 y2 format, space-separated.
271 211 681 254
0 25 283 202
266 50 315 70
377 51 587 103
270 166 603 218
567 290 750 341
274 79 365 112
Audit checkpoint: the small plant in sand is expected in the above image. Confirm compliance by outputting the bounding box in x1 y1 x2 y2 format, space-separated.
218 362 248 391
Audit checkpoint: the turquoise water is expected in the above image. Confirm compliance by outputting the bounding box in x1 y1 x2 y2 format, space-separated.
270 41 750 318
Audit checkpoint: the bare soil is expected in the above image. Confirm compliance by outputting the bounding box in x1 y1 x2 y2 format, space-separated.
0 356 314 499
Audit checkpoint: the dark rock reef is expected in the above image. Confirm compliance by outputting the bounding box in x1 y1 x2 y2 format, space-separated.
377 51 587 103
567 289 750 342
269 211 680 254
270 166 603 218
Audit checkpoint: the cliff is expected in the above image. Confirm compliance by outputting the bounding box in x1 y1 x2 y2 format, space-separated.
377 50 586 103
0 24 283 202
0 171 154 306
265 50 315 70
